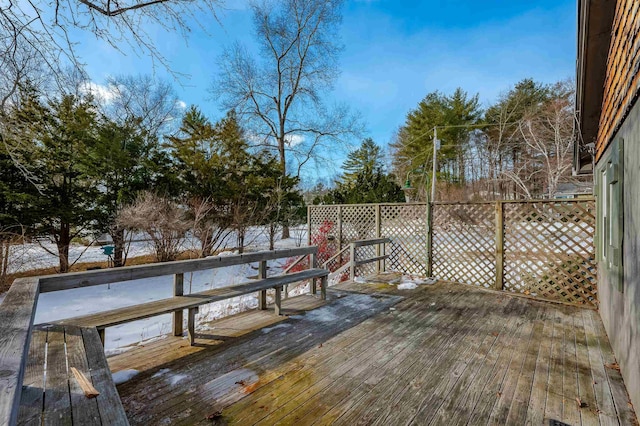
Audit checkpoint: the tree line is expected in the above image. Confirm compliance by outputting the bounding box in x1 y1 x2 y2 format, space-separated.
391 78 588 201
0 80 305 277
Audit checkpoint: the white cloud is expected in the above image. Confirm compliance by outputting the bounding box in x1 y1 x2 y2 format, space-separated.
79 81 117 103
285 134 305 147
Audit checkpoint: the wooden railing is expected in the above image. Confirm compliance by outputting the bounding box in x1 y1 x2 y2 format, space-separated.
0 246 318 426
320 238 390 282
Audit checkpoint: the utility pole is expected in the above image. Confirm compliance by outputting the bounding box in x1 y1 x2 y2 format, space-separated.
431 127 438 202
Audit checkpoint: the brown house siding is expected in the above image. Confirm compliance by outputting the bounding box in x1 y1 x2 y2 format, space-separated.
596 0 640 161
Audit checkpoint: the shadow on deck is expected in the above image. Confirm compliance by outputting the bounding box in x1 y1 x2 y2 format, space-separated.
109 280 638 426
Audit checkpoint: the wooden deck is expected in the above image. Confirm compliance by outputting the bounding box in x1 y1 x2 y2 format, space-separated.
109 280 638 425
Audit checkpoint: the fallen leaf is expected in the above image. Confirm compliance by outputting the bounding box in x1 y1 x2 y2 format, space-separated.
206 411 222 420
605 362 620 371
318 343 323 348
491 332 499 337
235 380 246 386
497 392 502 397
524 290 531 295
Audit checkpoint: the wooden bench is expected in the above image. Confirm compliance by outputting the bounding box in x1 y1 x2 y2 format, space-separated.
0 247 325 425
57 267 329 345
18 324 128 425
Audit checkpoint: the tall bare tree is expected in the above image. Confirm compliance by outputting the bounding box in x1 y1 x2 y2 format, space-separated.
214 0 361 237
501 81 576 199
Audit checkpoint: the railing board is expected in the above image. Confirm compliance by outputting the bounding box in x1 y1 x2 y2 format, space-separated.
81 327 129 425
38 247 317 293
55 269 328 329
354 255 390 267
352 238 391 247
0 277 39 426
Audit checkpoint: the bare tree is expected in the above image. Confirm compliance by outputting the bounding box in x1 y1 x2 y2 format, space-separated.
214 0 361 237
187 197 233 257
102 75 183 135
118 192 189 262
501 82 575 199
0 0 223 90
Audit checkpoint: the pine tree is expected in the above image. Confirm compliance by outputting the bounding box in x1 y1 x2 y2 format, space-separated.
342 138 383 184
10 89 103 273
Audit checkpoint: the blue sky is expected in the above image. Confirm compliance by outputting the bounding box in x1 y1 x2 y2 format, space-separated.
78 0 577 183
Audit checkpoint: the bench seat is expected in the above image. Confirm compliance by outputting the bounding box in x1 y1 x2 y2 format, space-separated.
18 324 128 425
55 268 329 345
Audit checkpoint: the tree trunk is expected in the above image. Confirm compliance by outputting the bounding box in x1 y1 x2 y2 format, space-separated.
57 223 71 273
269 223 276 250
200 232 213 258
237 229 245 254
0 239 9 288
112 226 125 267
277 136 290 239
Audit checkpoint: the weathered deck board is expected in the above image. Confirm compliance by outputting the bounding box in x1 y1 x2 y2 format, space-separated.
108 281 636 426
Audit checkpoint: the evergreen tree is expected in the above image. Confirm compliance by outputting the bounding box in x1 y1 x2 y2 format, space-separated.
342 138 383 183
11 89 103 273
92 117 155 266
316 167 404 205
391 88 482 199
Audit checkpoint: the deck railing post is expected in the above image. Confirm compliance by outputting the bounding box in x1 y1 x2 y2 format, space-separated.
495 201 504 290
349 242 356 281
307 205 311 246
426 201 433 277
337 204 343 251
381 241 387 273
310 252 318 295
258 260 268 309
173 273 184 336
375 204 381 274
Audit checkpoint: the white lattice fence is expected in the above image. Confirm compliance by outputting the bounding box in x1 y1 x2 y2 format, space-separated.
308 204 428 277
431 203 496 288
503 200 597 306
308 206 340 265
308 200 597 307
380 204 428 276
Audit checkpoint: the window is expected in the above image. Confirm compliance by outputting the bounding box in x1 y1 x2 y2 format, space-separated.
596 138 624 292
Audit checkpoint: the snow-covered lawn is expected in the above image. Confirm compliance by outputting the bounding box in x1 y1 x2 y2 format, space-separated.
5 225 308 274
1 226 309 356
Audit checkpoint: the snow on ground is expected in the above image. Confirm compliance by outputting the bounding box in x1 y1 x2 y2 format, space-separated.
112 369 139 385
6 225 311 355
34 259 303 354
5 226 308 274
397 282 418 290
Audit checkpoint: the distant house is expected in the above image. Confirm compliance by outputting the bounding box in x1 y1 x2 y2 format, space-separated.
574 0 640 411
552 181 593 199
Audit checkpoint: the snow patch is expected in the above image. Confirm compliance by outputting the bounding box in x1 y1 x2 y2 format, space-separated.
262 323 291 334
354 276 367 284
398 282 418 290
104 346 133 357
396 275 437 289
112 369 139 385
302 309 339 322
152 368 171 378
168 373 189 386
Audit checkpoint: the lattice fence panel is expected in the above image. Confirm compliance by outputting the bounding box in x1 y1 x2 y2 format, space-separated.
354 244 377 277
380 204 428 276
341 205 377 244
503 200 597 306
432 203 496 288
308 206 340 265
